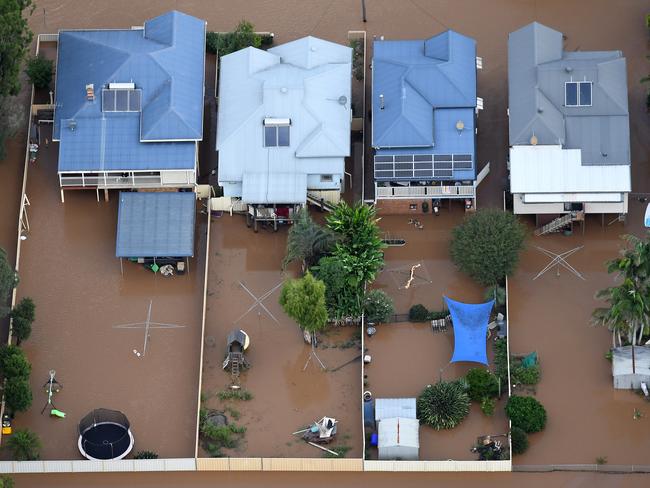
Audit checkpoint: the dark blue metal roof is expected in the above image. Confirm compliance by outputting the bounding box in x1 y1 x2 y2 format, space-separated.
116 192 196 258
445 296 494 365
372 31 477 181
54 11 205 172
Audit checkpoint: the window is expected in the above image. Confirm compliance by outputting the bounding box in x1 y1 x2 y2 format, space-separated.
263 118 291 147
320 174 333 183
565 81 592 107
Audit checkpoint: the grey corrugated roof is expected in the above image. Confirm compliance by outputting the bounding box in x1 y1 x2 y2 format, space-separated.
116 192 195 258
374 398 417 421
508 22 630 166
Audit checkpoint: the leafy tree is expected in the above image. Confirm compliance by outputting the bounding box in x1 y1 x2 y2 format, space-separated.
279 272 328 334
506 396 547 433
5 429 40 460
2 351 30 379
4 377 32 412
363 289 394 323
206 20 262 56
25 56 53 89
326 202 385 284
312 256 362 319
0 248 18 318
0 0 34 159
510 426 529 455
0 475 14 488
283 208 337 270
450 209 526 286
11 297 35 344
417 381 470 430
0 345 26 376
465 368 499 402
593 234 650 347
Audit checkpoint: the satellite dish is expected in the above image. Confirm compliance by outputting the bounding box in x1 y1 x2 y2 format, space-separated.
338 95 348 106
455 120 465 132
530 134 538 145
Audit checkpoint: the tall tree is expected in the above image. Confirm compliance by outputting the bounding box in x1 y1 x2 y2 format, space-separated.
283 208 337 271
279 272 328 336
0 0 34 159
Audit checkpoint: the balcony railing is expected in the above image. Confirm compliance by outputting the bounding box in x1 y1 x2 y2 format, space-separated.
375 184 475 199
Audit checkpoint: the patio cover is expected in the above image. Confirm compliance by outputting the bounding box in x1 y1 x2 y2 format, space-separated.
444 296 494 365
116 191 195 258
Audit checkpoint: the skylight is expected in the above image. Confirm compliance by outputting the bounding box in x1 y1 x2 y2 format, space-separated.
565 81 592 107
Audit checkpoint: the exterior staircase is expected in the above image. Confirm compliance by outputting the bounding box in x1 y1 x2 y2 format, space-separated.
306 193 336 212
534 211 583 236
230 352 242 380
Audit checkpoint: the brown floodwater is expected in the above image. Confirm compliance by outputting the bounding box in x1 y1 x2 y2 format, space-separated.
201 216 362 458
12 124 205 459
0 0 643 485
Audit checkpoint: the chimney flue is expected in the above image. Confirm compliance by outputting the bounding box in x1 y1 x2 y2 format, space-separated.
379 94 385 110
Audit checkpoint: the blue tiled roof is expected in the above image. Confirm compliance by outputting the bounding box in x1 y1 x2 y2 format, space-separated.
372 31 477 181
54 11 205 172
116 191 196 258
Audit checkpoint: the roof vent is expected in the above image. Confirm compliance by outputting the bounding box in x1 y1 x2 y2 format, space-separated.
67 120 77 131
565 66 573 73
280 87 288 94
530 134 538 145
455 120 465 132
85 84 95 101
537 107 543 113
601 151 608 157
310 46 317 52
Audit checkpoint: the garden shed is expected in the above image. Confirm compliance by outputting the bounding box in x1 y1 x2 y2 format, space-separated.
612 345 650 389
374 398 417 422
377 417 419 461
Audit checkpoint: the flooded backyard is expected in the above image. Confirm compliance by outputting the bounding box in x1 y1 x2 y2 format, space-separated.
200 216 362 458
12 125 205 459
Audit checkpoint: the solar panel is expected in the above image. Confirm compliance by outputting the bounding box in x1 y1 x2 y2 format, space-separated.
375 156 393 163
434 154 452 162
277 126 290 146
102 90 116 112
264 126 277 147
115 90 129 111
128 90 142 111
414 155 432 162
434 170 453 177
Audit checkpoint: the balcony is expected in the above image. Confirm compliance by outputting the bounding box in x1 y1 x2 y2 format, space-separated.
375 184 475 199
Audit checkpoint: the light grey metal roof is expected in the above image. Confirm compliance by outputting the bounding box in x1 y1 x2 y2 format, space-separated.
612 346 650 377
374 398 417 422
116 191 196 258
216 36 351 204
508 22 630 166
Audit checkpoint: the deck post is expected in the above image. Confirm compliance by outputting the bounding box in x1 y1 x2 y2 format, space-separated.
60 188 65 203
104 189 109 202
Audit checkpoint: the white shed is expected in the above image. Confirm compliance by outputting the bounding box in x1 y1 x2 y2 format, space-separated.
612 345 650 389
378 417 419 461
374 398 417 422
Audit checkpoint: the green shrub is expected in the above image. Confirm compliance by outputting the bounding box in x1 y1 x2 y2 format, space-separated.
417 381 470 430
450 209 526 286
363 289 394 323
511 364 541 385
217 389 253 401
0 475 14 488
4 377 32 412
480 396 496 416
465 368 499 402
25 56 53 89
493 338 508 383
133 450 158 459
506 396 547 433
206 21 262 56
510 426 529 455
409 304 429 322
428 310 449 320
6 429 40 461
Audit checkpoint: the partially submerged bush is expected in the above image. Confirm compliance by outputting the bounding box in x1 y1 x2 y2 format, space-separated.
466 368 499 402
363 289 394 323
133 450 158 459
450 209 526 286
511 364 541 386
25 56 53 89
493 338 508 383
206 21 262 56
409 304 429 322
417 381 470 430
510 426 529 455
480 396 496 416
5 429 40 461
505 396 547 433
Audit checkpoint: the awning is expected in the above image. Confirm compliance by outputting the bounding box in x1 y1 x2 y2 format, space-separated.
241 172 307 204
445 296 494 365
116 191 196 258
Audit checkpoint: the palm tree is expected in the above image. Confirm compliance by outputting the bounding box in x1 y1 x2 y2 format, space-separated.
282 208 337 271
6 429 41 461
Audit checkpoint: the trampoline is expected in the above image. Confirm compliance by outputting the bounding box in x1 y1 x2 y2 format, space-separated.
78 409 134 460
